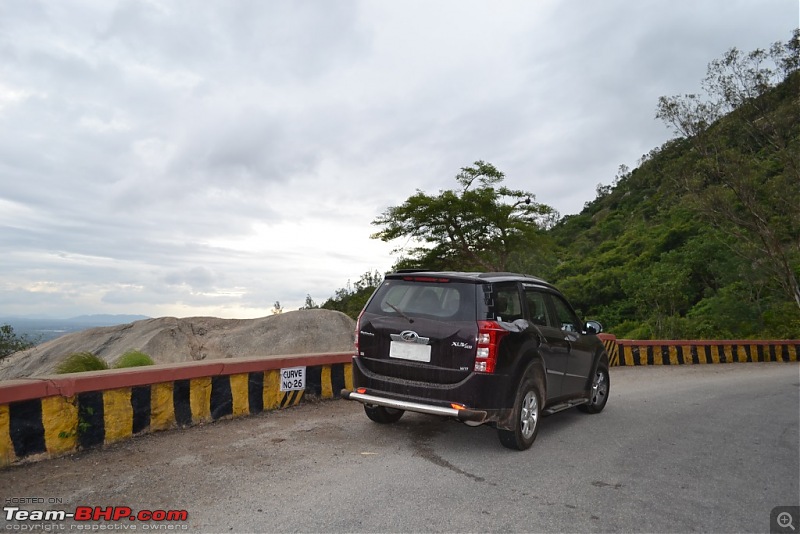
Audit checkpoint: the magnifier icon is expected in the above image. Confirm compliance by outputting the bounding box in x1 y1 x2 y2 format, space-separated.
778 512 796 531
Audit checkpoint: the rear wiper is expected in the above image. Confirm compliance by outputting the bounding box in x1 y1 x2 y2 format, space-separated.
386 302 414 324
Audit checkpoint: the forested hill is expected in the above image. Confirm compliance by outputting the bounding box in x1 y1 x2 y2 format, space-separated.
321 36 798 340
549 67 799 340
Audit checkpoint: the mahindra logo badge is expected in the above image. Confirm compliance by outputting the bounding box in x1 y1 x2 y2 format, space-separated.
390 331 430 345
400 330 419 342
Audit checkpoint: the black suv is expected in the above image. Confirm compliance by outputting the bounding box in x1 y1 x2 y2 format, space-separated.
341 271 610 450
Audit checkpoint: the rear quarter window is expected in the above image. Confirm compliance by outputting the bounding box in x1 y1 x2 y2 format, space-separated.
492 285 524 322
366 280 477 321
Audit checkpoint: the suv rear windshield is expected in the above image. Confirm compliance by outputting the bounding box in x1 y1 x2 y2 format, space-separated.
366 279 478 322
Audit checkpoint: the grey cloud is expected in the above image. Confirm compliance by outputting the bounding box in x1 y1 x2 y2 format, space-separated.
0 287 77 308
162 266 219 290
0 0 794 318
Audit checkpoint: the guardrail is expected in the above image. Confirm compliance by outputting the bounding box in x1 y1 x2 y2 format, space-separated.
0 352 352 468
597 335 799 366
1 337 798 468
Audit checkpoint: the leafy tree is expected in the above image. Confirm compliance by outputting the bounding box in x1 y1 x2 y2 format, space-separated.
656 30 800 310
299 294 319 310
372 161 559 271
622 258 691 339
322 270 383 319
0 324 37 358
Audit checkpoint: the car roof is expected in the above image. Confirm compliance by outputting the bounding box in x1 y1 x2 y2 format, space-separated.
387 270 556 289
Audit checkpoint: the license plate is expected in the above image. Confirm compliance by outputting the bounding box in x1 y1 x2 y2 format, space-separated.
389 341 431 362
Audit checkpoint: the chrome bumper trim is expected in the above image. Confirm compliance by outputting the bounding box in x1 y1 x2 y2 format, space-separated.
341 390 487 423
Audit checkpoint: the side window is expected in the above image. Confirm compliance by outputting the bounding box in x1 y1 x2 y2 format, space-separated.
551 295 581 333
493 285 523 322
524 290 551 327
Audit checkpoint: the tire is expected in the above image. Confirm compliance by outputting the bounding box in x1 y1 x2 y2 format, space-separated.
578 365 609 414
364 404 404 424
498 373 543 451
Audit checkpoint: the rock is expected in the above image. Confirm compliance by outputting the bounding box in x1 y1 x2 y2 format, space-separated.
0 309 355 380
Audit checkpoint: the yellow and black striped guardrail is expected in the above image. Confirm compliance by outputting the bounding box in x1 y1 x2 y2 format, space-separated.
598 335 799 366
600 335 620 367
0 353 352 468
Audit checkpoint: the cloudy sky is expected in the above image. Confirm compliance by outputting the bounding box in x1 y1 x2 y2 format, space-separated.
0 1 796 319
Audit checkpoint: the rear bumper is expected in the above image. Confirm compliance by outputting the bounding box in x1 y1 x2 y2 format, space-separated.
341 389 488 424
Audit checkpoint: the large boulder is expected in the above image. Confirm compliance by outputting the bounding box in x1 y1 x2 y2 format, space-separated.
0 309 355 380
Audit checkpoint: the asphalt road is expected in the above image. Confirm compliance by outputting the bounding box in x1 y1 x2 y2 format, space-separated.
2 363 798 533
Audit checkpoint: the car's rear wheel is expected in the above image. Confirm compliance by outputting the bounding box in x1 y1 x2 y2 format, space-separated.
498 374 543 450
364 404 405 424
578 365 609 414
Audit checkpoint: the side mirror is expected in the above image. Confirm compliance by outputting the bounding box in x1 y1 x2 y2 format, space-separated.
584 320 603 334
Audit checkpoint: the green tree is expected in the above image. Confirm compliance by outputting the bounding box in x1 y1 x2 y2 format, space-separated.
656 30 800 310
372 161 559 271
0 324 37 358
622 259 692 339
322 270 383 319
300 294 319 310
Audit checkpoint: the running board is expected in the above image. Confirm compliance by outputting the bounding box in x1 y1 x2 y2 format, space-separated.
543 398 588 415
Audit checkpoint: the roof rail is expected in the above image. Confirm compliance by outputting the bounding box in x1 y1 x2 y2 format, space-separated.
476 272 535 278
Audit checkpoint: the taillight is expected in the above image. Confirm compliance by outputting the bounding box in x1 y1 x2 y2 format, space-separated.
354 309 364 356
474 320 508 373
402 276 451 283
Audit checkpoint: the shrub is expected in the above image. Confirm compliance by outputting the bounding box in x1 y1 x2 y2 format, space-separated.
56 352 109 374
611 320 652 340
0 324 38 358
113 350 155 369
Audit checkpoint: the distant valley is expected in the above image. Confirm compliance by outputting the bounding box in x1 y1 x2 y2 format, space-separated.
0 315 150 343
